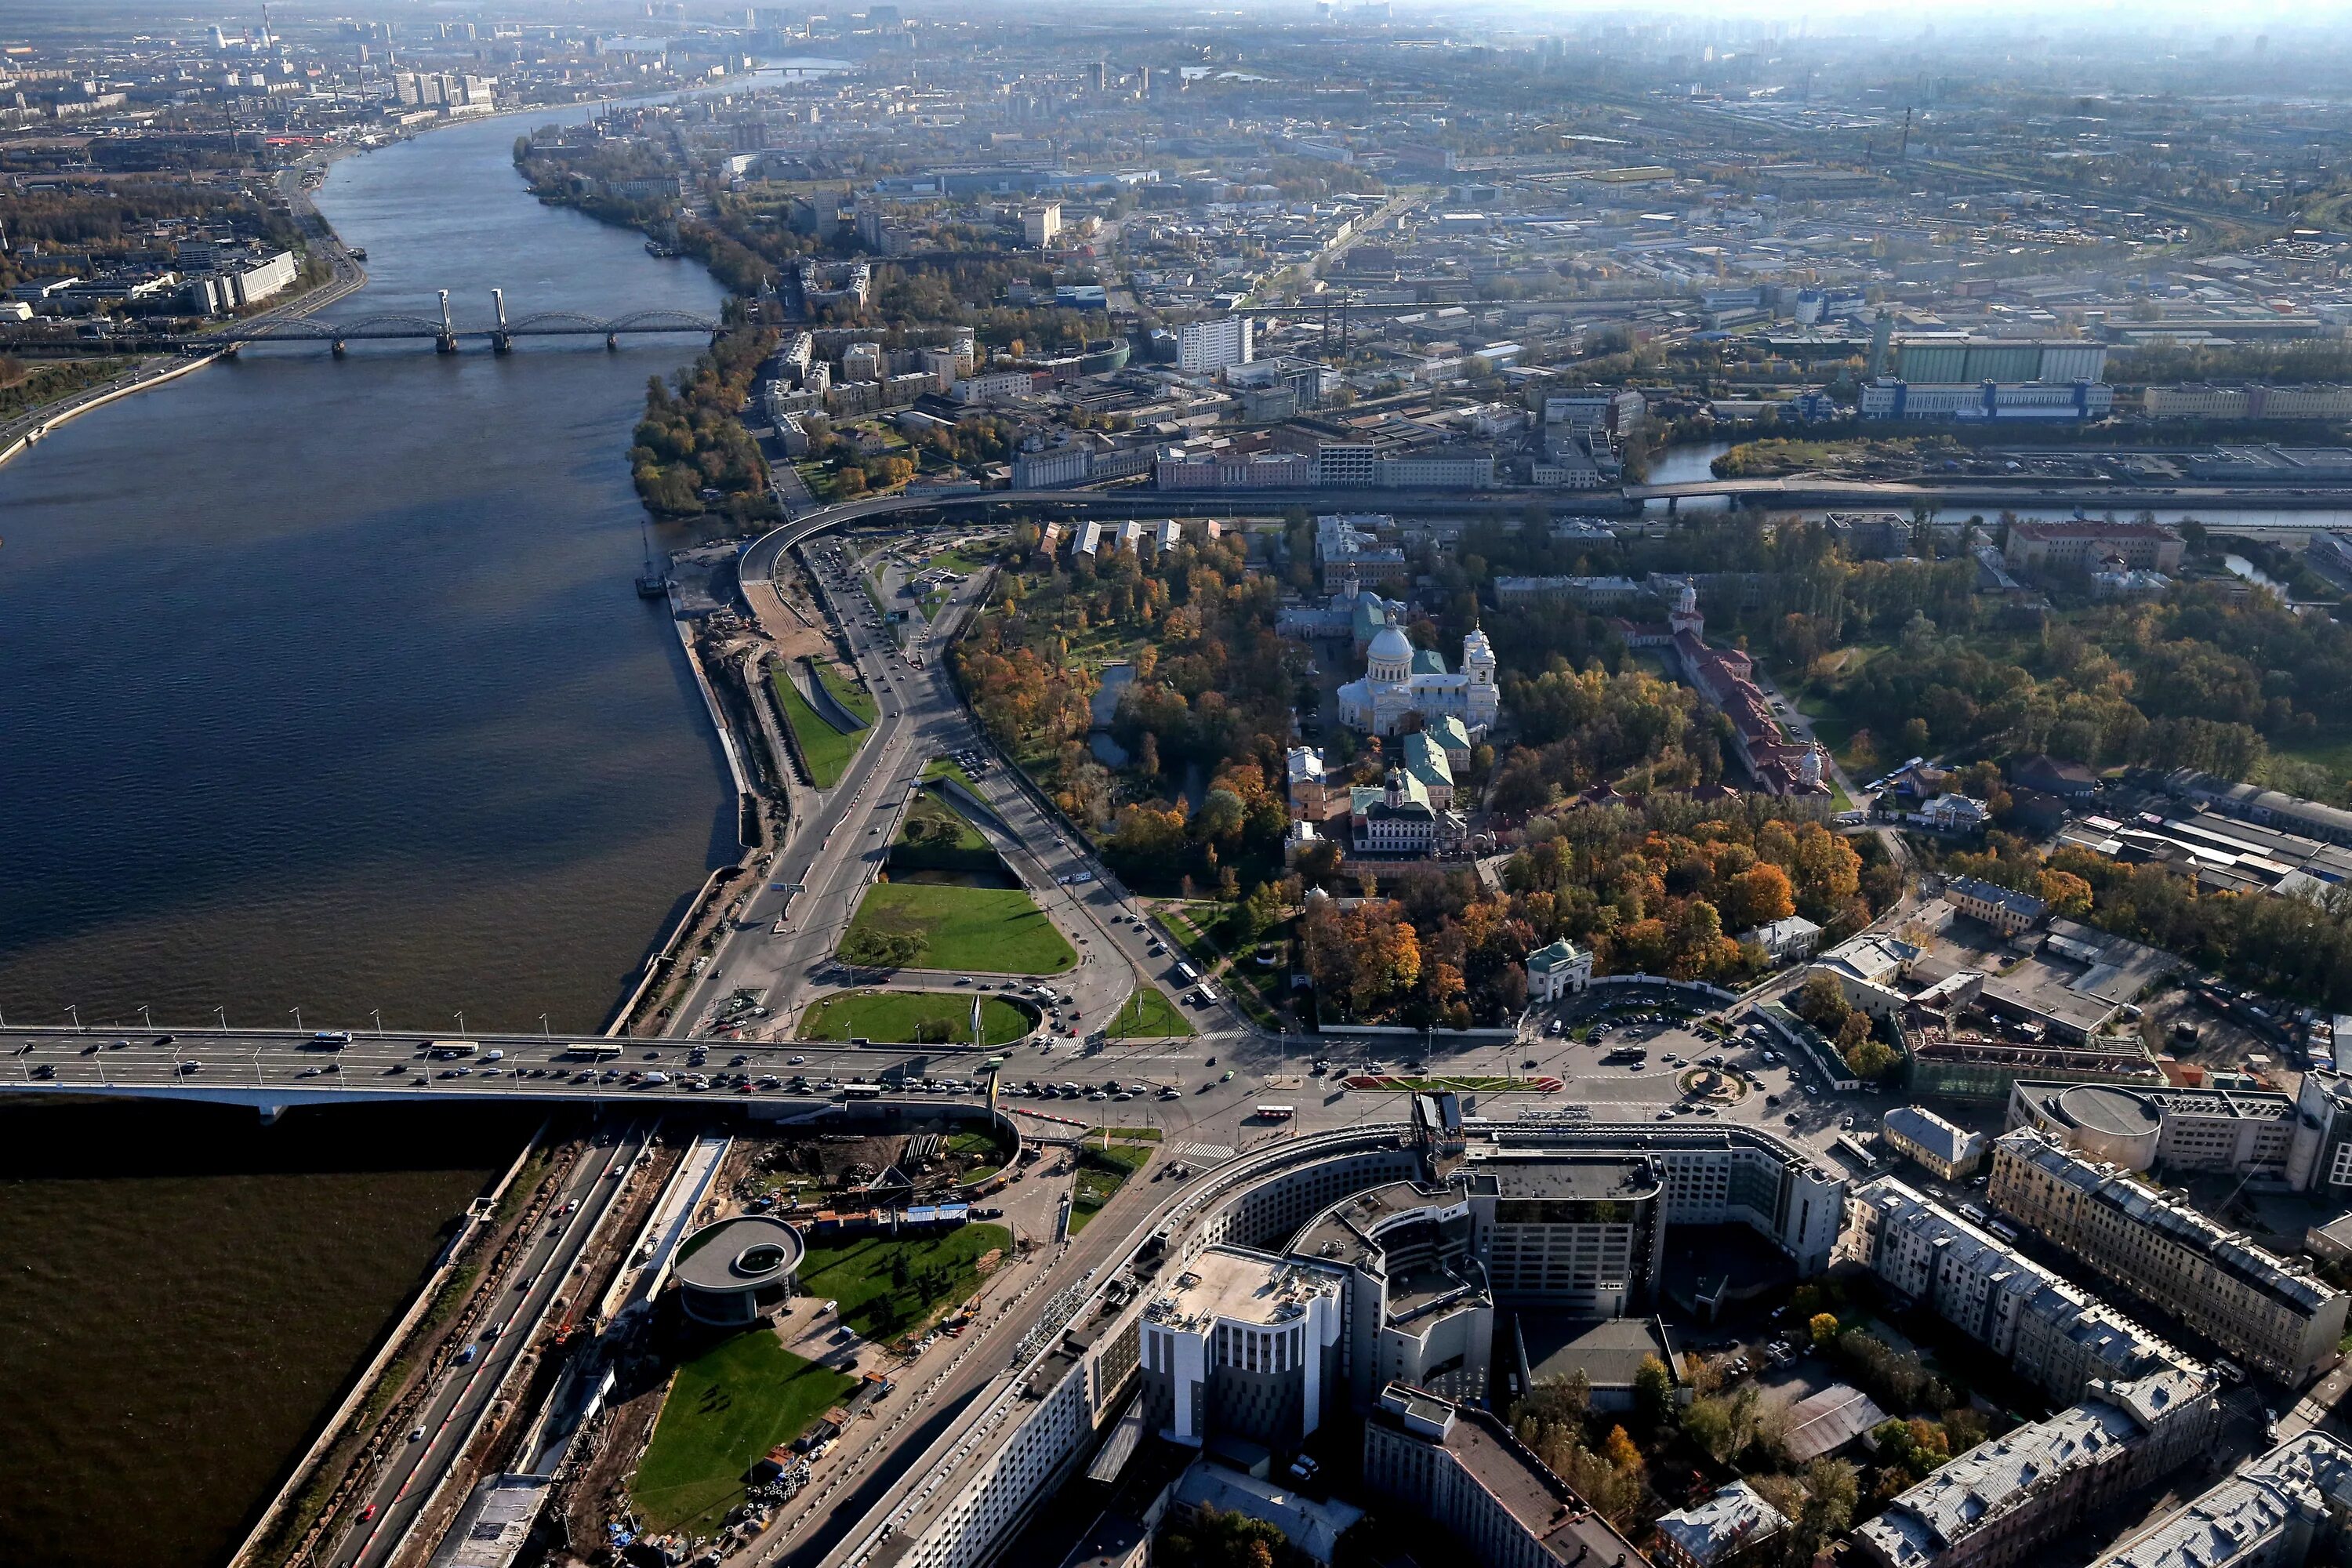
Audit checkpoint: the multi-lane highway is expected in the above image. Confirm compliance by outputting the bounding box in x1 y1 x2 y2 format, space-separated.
670 526 1253 1053
332 1120 655 1568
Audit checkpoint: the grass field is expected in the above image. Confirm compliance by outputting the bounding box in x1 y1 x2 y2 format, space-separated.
796 989 1034 1047
921 756 984 793
2275 728 2352 789
797 1223 1014 1339
1069 1142 1152 1233
845 883 1076 974
1105 985 1195 1039
813 658 878 724
774 668 862 789
633 1333 857 1534
900 793 990 853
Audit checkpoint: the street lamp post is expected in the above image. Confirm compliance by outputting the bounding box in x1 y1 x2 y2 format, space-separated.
371 1008 383 1038
139 1004 152 1030
212 1006 227 1032
65 1004 81 1033
539 1014 550 1038
289 1007 302 1035
454 1010 466 1036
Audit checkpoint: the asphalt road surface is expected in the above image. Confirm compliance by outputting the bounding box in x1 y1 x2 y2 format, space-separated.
332 1120 655 1568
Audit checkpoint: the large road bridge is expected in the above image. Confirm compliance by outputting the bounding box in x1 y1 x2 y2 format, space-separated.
0 1025 1001 1120
2 287 726 357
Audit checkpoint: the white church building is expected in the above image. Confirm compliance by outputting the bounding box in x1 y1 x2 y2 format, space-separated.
1338 619 1501 739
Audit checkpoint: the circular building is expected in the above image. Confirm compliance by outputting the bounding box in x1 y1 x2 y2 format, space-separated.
675 1214 804 1327
2045 1083 2162 1170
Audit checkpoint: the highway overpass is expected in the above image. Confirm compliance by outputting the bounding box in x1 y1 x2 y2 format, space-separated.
0 1025 1007 1119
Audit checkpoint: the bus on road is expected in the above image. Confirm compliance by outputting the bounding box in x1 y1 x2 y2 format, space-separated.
1601 1046 1649 1065
561 1043 625 1062
1254 1105 1296 1122
1173 960 1202 987
842 1083 884 1100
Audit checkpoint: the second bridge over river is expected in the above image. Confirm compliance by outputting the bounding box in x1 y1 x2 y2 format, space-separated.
15 288 729 358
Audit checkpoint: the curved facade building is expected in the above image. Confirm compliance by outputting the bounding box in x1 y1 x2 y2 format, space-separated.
675 1214 804 1327
839 1119 1844 1568
1294 1179 1495 1407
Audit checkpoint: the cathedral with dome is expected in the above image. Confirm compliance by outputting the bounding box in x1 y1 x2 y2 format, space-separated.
1337 615 1501 739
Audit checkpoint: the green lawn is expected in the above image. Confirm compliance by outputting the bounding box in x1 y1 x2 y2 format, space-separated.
844 883 1077 974
633 1333 858 1534
1069 1142 1152 1233
796 989 1035 1047
774 667 862 789
813 658 878 724
797 1223 1014 1339
899 793 991 854
1105 985 1196 1039
1162 902 1232 962
2275 728 2352 789
925 546 994 574
922 756 984 793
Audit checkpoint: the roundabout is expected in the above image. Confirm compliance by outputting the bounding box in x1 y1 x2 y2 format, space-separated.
1679 1065 1749 1103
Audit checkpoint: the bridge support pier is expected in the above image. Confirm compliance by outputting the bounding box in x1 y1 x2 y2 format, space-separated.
331 339 347 358
257 1103 288 1126
435 333 459 354
1666 495 1679 514
605 333 619 351
491 332 513 355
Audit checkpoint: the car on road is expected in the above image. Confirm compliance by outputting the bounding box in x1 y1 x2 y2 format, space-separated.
175 1060 201 1076
408 1426 426 1443
1220 1069 1235 1082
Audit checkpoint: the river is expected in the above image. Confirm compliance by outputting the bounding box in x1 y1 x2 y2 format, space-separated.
0 107 745 1568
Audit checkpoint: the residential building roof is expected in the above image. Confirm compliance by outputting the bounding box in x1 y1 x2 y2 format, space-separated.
1947 875 2050 922
1740 915 1822 949
1882 1105 1980 1166
2087 1434 2352 1568
1995 1129 2343 1315
1653 1481 1789 1568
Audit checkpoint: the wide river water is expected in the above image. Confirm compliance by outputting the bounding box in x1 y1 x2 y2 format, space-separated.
0 107 741 1567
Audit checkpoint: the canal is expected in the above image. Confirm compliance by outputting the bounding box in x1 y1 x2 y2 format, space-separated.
0 107 741 1568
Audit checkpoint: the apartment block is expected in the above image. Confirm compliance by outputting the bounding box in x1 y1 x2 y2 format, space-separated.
2002 521 2185 575
1988 1128 2348 1382
1843 1177 2182 1404
1853 1363 2220 1568
1178 314 1253 375
1362 1385 1653 1568
2084 1433 2352 1568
